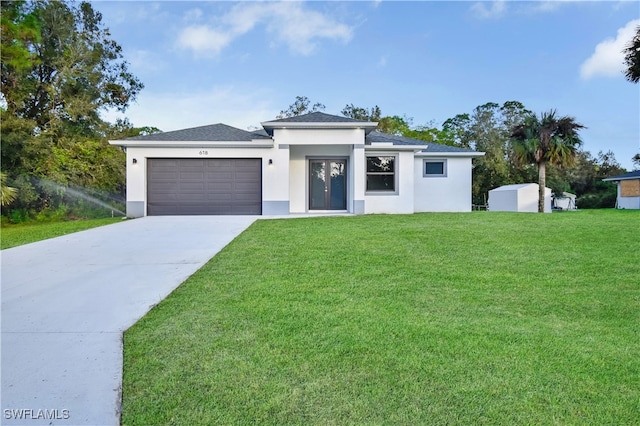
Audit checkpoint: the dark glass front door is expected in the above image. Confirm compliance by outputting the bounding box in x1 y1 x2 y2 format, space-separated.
309 159 347 210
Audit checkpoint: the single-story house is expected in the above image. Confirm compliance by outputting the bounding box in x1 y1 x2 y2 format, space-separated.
488 183 552 213
110 112 484 217
552 192 577 210
602 170 640 209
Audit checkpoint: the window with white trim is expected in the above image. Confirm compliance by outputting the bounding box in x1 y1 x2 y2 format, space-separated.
423 159 447 177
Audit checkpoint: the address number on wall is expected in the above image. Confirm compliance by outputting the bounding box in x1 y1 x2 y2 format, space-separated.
199 150 209 156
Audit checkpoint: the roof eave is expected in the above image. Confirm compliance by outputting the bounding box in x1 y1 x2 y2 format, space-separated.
108 140 274 148
262 121 378 134
416 151 485 157
602 176 639 182
365 144 428 152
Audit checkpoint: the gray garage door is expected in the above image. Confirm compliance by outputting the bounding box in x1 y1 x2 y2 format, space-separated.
147 158 262 215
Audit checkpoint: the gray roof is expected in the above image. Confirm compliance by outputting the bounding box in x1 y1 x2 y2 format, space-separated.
124 123 270 142
366 131 477 153
263 111 372 124
602 170 640 181
117 114 479 155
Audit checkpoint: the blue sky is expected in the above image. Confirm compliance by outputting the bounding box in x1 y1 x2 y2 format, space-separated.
97 1 640 170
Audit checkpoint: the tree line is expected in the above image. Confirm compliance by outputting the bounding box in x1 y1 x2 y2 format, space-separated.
1 2 638 220
280 96 634 211
1 0 157 222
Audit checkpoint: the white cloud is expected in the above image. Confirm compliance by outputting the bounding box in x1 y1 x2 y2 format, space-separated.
177 25 232 55
102 86 279 132
176 1 353 56
266 2 353 54
470 1 507 19
580 19 640 80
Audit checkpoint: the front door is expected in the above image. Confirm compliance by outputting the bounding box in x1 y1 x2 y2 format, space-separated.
309 159 347 210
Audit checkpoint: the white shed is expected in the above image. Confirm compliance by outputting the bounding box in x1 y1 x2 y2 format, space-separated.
488 183 552 213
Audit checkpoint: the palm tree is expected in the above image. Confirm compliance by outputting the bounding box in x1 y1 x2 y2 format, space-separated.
511 110 585 212
623 25 640 84
1 171 18 207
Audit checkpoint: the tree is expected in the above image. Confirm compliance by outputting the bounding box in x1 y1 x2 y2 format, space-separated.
2 1 143 129
441 113 472 148
341 104 381 121
1 1 41 108
1 0 145 220
511 110 585 212
440 101 532 204
341 104 440 141
468 103 511 201
632 153 640 170
1 172 18 207
104 118 161 140
276 96 325 118
377 115 411 135
623 25 640 83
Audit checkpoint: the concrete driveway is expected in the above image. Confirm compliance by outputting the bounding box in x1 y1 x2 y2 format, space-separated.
1 216 257 426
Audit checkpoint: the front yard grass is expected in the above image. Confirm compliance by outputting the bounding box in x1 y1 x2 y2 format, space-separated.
122 210 639 425
0 217 121 250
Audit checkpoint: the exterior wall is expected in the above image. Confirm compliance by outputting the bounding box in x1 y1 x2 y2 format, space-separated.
123 146 280 217
289 145 352 213
414 157 472 212
352 145 366 214
274 128 365 146
617 179 640 209
617 195 640 209
278 128 365 214
364 150 415 214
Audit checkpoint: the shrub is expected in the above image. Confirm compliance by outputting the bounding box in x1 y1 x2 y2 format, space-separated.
577 192 616 209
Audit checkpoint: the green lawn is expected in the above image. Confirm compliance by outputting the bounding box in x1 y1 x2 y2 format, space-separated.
122 210 639 425
0 217 122 250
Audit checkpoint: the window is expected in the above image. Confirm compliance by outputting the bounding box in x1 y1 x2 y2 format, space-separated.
366 155 397 192
423 159 447 177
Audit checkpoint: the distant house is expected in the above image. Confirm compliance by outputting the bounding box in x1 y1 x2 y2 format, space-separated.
552 192 577 210
110 112 484 217
602 170 640 209
488 183 552 213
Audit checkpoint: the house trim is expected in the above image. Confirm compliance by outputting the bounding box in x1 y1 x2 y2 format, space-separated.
263 201 290 215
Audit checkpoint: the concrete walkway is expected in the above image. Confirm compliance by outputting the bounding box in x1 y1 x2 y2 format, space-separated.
1 216 257 426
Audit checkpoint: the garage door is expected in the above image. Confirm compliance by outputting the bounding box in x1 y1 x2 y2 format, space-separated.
147 158 262 215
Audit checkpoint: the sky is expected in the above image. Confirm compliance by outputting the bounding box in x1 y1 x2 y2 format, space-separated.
97 0 640 170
